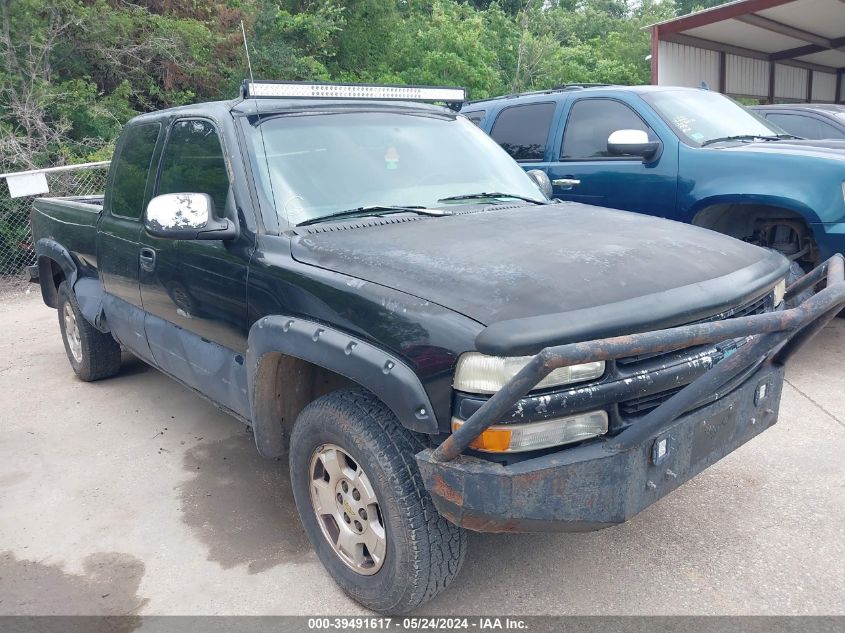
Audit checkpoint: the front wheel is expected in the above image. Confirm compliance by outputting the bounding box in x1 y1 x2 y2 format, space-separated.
289 388 466 614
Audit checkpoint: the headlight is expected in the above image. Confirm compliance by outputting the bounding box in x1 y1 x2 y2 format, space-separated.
773 278 786 307
452 410 608 452
453 352 605 394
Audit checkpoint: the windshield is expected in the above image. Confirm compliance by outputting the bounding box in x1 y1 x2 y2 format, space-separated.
642 90 785 146
246 110 544 225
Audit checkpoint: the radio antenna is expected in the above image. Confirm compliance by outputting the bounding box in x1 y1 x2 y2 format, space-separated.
239 20 284 225
241 20 255 84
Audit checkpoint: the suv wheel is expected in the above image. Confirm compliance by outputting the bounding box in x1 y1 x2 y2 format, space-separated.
57 281 121 381
289 388 466 614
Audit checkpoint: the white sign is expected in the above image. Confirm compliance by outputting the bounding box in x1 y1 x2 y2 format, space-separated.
5 172 49 198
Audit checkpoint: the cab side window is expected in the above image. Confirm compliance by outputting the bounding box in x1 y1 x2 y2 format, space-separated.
490 103 556 161
158 119 230 213
807 119 844 139
561 99 651 159
108 123 161 219
765 113 845 140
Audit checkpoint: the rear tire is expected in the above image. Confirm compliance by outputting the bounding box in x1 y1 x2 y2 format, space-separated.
289 388 466 614
57 281 121 381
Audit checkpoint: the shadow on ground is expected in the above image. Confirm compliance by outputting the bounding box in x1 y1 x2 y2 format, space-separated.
179 432 312 574
0 550 147 625
116 353 153 378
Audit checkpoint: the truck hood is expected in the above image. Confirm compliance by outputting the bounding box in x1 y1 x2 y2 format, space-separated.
290 203 788 355
717 138 845 161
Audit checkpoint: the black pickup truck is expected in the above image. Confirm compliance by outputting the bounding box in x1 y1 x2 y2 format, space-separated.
30 81 845 614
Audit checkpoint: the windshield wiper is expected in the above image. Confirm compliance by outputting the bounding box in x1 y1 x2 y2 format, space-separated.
297 205 450 227
437 192 548 204
701 134 783 147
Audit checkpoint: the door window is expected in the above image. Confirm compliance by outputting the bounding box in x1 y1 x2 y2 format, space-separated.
490 103 556 161
158 119 230 213
766 113 845 140
561 99 651 159
108 123 161 219
814 119 845 139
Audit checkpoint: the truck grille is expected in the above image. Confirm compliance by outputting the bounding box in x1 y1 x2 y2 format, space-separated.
615 292 771 367
619 386 684 417
617 291 773 418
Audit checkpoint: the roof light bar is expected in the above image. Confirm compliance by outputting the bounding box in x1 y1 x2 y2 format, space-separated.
242 80 466 103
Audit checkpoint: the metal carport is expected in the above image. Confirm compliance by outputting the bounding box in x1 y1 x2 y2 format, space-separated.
650 0 845 103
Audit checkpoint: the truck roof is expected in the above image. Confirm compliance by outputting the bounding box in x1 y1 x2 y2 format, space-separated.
464 85 707 108
127 81 465 126
126 97 458 128
750 103 845 113
230 98 457 117
129 99 240 124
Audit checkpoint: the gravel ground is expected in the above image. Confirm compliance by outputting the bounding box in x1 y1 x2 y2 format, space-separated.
1 293 843 616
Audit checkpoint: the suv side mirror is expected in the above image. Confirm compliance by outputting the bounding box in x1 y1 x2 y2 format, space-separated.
526 169 553 199
607 129 661 161
144 193 237 240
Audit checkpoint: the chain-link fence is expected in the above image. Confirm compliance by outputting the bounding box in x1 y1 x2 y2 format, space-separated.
0 162 110 298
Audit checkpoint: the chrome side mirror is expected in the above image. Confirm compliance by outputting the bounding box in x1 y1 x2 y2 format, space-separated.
526 169 553 199
607 129 661 161
144 193 237 240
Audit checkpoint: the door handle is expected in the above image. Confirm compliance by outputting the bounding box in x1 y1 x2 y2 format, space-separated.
139 247 156 272
552 178 581 187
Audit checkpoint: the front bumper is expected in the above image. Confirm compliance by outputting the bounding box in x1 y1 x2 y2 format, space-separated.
417 363 782 532
416 255 845 533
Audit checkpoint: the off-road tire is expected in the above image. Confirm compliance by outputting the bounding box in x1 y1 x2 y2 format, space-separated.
289 388 466 614
57 280 121 381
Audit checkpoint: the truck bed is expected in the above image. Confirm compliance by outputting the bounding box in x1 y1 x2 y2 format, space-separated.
36 195 104 210
30 196 104 282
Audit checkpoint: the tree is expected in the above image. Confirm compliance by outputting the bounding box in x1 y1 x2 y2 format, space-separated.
0 0 682 171
0 0 225 171
249 0 345 81
673 0 726 16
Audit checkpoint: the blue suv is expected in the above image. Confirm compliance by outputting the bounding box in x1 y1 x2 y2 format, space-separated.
463 85 845 269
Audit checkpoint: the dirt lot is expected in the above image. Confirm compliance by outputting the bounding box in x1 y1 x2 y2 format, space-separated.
1 291 844 615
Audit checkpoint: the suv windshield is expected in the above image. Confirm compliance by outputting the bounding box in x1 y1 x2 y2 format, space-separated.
642 90 785 147
246 110 544 225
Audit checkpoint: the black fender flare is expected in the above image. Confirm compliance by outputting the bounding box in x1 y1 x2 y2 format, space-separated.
35 238 78 309
35 238 109 332
246 315 438 457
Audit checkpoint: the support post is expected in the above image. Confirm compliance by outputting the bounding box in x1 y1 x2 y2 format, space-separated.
768 62 776 103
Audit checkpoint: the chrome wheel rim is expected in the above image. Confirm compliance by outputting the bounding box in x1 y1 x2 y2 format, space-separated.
309 443 386 575
63 303 83 364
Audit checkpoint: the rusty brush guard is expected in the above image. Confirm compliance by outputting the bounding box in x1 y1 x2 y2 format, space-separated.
433 254 845 463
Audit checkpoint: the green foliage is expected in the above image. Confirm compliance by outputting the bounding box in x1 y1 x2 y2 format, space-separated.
398 1 508 98
672 0 726 16
0 0 686 172
250 0 345 80
0 0 232 170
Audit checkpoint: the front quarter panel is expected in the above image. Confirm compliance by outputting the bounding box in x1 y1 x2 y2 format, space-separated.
246 315 439 435
677 144 845 226
247 234 483 432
